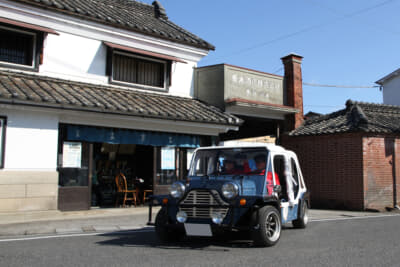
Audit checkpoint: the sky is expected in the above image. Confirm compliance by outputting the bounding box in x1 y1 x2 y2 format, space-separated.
141 0 400 114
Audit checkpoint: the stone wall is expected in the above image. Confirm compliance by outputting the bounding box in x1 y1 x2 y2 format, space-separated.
0 171 58 212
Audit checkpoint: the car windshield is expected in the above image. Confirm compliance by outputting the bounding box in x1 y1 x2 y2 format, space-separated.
189 147 269 177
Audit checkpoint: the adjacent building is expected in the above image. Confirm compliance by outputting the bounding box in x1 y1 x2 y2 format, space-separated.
376 68 400 106
195 54 304 144
283 100 400 211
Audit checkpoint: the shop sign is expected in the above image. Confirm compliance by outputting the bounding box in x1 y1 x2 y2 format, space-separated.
62 141 82 168
225 67 284 105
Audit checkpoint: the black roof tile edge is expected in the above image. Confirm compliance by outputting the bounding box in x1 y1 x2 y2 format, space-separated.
10 0 215 50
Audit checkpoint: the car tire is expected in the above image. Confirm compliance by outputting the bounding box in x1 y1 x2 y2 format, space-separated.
155 208 184 243
292 201 309 229
251 205 282 247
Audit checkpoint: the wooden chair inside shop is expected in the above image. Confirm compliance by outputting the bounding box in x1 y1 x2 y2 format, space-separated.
115 172 137 207
142 186 153 204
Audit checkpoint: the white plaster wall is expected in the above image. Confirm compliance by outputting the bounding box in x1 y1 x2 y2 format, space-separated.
40 32 108 84
3 110 59 171
169 61 197 97
383 77 400 106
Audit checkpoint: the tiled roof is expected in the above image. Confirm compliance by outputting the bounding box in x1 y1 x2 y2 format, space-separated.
304 111 322 120
0 71 241 126
10 0 215 50
290 100 400 136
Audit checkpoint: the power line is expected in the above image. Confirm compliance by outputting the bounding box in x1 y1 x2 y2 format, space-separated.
202 0 397 62
304 104 344 108
272 67 283 75
303 82 379 89
304 0 400 36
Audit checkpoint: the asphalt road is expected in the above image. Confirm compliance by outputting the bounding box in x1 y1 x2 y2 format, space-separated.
1 215 400 267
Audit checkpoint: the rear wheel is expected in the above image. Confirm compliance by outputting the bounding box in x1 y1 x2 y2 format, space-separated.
292 201 309 229
155 208 184 243
251 205 281 247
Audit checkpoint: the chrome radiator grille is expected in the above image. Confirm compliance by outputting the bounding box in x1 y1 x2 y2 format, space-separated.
179 190 229 219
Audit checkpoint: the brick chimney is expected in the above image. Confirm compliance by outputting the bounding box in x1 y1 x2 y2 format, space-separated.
281 53 304 131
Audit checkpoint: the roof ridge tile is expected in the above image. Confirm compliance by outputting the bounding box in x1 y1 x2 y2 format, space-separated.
290 99 400 136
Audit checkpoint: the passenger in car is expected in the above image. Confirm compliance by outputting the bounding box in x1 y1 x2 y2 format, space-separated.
266 172 280 195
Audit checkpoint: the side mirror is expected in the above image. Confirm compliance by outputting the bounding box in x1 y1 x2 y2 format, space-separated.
274 185 282 194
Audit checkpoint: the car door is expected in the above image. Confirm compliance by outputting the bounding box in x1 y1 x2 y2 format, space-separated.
279 153 301 223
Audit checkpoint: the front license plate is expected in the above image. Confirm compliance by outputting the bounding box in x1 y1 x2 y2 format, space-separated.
184 223 212 237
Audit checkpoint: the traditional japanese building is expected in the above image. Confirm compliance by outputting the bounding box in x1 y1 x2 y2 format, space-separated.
0 0 241 211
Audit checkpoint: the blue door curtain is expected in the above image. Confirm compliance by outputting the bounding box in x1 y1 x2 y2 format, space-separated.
66 125 200 148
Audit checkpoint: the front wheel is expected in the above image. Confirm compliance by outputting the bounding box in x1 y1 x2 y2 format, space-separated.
292 201 309 229
155 208 184 243
251 205 282 247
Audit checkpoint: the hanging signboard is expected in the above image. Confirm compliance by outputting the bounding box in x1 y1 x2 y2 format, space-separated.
62 142 82 168
161 147 175 170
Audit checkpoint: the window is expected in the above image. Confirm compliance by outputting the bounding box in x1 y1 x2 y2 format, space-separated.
188 148 269 176
155 147 194 186
0 117 6 169
109 50 170 91
0 26 37 69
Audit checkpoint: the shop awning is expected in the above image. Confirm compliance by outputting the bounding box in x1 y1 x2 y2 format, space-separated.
225 98 299 120
67 125 200 148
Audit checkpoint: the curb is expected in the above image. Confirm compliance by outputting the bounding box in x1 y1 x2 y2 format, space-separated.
0 225 154 237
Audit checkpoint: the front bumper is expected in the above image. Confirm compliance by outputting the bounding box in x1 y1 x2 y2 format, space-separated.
147 194 266 229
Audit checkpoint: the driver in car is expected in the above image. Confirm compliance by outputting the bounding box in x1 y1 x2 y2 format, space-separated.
223 159 237 174
254 154 267 175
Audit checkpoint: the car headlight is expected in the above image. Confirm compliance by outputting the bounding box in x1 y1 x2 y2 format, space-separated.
176 211 187 223
169 181 185 198
222 182 239 199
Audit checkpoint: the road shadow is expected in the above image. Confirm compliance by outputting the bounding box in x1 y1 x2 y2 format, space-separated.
96 228 256 251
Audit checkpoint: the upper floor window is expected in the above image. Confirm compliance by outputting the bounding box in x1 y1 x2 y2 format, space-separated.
112 51 167 89
0 25 37 69
0 18 58 71
104 42 186 92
